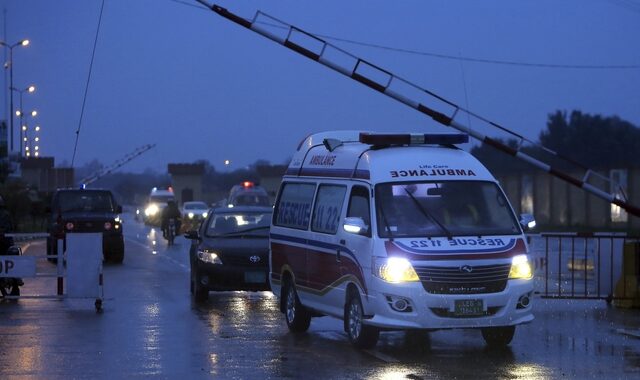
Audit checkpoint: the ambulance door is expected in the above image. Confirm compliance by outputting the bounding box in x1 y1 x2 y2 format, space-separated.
305 183 348 316
337 185 373 306
270 181 316 301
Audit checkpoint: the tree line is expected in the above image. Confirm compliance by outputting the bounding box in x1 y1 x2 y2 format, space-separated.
471 110 640 173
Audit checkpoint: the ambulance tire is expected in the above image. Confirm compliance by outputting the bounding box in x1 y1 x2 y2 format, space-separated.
481 326 515 348
283 280 311 333
345 291 379 349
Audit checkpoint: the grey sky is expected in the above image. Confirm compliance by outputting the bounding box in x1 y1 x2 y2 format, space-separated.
2 0 639 173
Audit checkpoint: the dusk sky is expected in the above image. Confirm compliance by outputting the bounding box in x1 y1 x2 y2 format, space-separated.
2 0 639 173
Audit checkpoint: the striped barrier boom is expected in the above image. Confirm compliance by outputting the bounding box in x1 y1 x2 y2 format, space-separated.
197 1 640 218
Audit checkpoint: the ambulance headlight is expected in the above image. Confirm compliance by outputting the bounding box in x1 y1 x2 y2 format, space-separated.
145 204 159 216
197 250 223 265
509 254 533 279
374 257 419 283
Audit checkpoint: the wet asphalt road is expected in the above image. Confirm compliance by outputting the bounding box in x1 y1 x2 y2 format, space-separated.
0 213 639 379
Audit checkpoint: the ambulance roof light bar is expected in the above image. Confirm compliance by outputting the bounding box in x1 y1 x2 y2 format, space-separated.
359 133 468 146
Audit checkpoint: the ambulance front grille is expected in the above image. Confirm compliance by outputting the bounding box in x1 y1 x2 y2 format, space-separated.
414 263 511 294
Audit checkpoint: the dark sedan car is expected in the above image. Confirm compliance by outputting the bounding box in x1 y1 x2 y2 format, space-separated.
186 205 272 301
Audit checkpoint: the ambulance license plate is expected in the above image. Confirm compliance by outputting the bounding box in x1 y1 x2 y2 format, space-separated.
454 299 484 316
244 271 266 283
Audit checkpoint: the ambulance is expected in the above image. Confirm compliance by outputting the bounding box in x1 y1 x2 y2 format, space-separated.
270 131 534 349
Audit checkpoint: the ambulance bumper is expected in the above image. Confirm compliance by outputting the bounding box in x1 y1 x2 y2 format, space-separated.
363 278 534 330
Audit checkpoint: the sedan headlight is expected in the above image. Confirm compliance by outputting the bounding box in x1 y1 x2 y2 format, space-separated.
197 250 223 265
509 254 533 279
374 257 419 283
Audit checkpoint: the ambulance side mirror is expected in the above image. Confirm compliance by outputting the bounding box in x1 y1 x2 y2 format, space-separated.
520 213 536 231
343 217 369 236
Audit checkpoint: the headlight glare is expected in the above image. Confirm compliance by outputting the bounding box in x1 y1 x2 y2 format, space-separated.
509 254 533 279
145 204 159 216
375 257 419 283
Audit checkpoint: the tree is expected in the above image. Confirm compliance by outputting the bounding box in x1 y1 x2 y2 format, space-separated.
540 110 640 169
471 110 640 173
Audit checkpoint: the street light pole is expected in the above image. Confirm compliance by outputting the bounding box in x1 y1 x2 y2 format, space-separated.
1 39 29 153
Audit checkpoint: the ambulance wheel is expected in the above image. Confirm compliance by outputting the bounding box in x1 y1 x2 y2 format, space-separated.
345 291 379 349
283 280 310 333
481 326 515 347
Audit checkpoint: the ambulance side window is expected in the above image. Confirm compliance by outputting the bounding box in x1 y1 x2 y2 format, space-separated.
311 185 347 234
347 186 371 237
274 182 316 230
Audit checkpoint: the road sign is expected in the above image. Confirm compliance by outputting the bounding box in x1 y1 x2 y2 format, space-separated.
0 256 36 277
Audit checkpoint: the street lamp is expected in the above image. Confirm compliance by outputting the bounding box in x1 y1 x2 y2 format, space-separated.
21 110 37 157
1 38 30 152
10 85 36 157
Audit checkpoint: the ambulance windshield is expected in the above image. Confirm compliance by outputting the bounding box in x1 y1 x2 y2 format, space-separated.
375 181 521 238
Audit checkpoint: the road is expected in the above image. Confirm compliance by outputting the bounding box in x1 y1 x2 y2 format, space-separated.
0 212 639 379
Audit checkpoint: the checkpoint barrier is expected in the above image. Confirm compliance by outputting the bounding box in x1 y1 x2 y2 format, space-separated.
0 232 104 312
529 232 640 307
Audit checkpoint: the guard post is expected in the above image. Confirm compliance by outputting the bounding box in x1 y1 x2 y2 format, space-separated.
613 238 640 308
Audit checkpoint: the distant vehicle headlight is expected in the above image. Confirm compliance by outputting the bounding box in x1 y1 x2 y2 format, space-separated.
509 254 533 279
145 204 159 216
202 212 208 218
374 257 419 283
188 212 194 219
197 250 223 264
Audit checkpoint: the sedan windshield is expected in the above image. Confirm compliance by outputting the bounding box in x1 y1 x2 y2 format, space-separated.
375 181 521 238
205 211 272 237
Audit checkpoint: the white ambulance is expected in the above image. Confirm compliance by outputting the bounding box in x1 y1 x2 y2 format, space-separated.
270 131 534 349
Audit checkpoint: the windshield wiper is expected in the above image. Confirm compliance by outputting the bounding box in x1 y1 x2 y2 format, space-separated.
210 226 270 237
378 202 394 240
235 226 270 234
403 188 453 240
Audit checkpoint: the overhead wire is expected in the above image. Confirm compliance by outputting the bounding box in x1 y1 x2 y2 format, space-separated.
605 0 640 13
167 0 640 70
71 0 106 167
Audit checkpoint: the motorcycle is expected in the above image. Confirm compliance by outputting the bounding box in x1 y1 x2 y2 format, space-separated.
0 235 23 299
